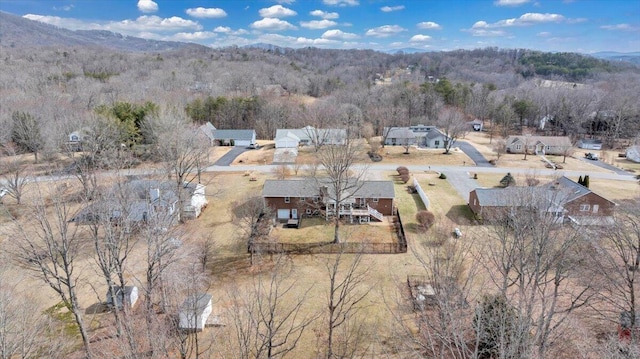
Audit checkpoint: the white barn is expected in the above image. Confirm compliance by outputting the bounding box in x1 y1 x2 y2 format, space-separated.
179 293 212 331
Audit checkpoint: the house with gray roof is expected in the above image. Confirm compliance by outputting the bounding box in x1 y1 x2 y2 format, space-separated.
263 179 395 223
626 145 640 163
213 129 257 147
468 176 615 225
274 126 346 148
505 135 572 155
71 178 207 225
384 125 448 148
198 122 216 145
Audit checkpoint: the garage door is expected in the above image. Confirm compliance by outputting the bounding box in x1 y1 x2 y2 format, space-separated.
277 209 290 220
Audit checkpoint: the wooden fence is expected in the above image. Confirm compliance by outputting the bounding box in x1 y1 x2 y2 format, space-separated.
249 209 408 255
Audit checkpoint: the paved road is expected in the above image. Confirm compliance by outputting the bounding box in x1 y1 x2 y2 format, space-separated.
576 157 634 176
454 140 493 167
213 146 251 166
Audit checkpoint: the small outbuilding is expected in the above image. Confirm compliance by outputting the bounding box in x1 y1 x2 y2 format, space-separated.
106 286 139 309
179 293 213 332
577 138 602 150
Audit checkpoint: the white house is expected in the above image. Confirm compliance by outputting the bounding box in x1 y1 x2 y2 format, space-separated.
274 130 301 148
179 293 212 331
106 286 139 309
626 145 640 163
384 125 448 148
274 127 346 148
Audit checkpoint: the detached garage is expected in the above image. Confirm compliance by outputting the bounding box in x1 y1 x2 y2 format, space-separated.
274 131 300 148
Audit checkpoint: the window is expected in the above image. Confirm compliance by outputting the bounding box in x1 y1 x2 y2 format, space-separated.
515 144 522 150
435 140 440 146
373 198 379 203
301 197 306 201
579 204 590 212
546 145 551 151
71 135 79 141
313 196 319 203
306 209 312 214
592 204 599 213
284 196 290 203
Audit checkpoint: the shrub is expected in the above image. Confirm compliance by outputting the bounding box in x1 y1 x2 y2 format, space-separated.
416 210 436 230
396 166 408 174
400 173 410 183
397 168 409 176
439 173 447 179
500 172 516 187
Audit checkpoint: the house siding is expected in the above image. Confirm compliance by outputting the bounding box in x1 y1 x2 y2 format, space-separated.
564 192 615 217
265 197 394 217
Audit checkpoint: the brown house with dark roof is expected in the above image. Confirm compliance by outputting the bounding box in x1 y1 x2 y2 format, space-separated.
468 176 615 225
262 179 395 223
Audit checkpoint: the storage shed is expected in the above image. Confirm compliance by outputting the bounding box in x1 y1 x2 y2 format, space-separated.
106 286 139 309
179 293 213 331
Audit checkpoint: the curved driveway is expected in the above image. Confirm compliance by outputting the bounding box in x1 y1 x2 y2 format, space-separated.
576 157 634 176
213 146 251 166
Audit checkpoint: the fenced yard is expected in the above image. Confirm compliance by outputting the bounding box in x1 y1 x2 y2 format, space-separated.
249 211 408 254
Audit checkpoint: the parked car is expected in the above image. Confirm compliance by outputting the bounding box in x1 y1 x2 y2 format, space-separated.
585 152 599 161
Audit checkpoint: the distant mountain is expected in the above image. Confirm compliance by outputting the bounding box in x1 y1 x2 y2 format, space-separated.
590 51 640 65
384 48 430 54
0 11 207 52
243 43 288 52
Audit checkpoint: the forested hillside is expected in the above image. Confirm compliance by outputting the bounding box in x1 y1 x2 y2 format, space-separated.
1 11 639 157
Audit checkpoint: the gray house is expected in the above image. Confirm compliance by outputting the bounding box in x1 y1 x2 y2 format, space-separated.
577 138 602 150
106 286 139 309
506 135 572 155
384 125 448 148
213 129 257 147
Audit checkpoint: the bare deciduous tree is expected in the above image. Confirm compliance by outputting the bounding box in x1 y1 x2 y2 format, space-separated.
1 144 29 205
316 139 367 244
7 185 93 357
325 251 371 359
437 107 468 154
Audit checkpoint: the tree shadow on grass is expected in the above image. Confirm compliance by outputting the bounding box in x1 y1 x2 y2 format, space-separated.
445 205 474 225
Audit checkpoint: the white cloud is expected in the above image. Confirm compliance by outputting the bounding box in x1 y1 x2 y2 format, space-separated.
250 18 297 31
417 21 442 30
259 5 297 18
53 4 74 11
185 7 227 18
300 19 337 29
494 0 530 6
213 26 248 35
169 31 217 41
410 34 432 42
321 29 359 40
365 25 406 37
601 23 640 31
137 0 158 13
275 0 296 4
537 31 551 37
310 10 339 19
23 14 202 34
381 5 405 12
323 0 359 7
464 28 508 37
472 13 565 28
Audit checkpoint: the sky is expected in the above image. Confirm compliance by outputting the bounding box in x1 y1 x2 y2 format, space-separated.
1 0 639 53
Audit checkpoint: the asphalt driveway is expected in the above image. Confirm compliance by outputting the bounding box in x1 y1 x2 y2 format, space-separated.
454 140 493 167
576 157 634 176
213 146 251 166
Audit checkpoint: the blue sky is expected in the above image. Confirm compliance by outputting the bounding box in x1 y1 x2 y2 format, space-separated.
1 0 639 53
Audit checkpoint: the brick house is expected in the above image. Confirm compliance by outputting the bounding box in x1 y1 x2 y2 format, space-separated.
262 179 395 223
468 176 615 225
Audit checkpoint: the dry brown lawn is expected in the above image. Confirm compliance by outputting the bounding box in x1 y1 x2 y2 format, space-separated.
270 216 397 244
376 145 474 166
